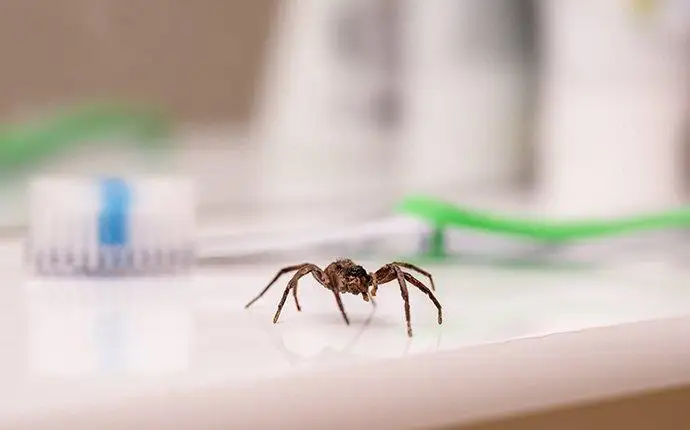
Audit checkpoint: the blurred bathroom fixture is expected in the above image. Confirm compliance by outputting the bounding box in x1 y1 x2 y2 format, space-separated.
632 0 690 38
254 0 401 219
537 0 690 218
0 103 170 177
398 0 534 198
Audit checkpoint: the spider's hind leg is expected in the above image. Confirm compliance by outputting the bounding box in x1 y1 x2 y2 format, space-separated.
272 264 326 324
292 271 330 311
245 263 307 309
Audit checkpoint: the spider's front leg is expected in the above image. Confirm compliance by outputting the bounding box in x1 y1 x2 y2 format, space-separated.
402 272 442 324
372 263 442 337
372 264 413 336
392 266 413 337
392 261 436 291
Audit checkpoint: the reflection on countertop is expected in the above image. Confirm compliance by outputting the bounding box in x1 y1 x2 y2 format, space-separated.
24 278 195 378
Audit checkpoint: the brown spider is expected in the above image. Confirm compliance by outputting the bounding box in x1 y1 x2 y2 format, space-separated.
244 259 442 337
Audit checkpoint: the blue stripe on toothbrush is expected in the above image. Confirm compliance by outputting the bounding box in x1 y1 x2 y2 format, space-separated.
98 177 131 247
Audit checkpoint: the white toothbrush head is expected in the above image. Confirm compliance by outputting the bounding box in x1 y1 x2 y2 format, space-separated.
26 176 196 276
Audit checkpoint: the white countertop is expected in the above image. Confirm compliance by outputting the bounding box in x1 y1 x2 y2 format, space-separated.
2 237 690 429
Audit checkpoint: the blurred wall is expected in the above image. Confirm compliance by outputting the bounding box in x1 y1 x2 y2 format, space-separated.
0 0 276 125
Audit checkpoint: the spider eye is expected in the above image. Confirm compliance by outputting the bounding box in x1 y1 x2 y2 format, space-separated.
346 265 367 278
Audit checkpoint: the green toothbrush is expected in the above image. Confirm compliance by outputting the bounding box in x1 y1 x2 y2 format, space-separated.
397 194 690 258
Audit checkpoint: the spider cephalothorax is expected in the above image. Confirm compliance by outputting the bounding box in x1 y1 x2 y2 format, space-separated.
338 260 373 298
244 258 442 337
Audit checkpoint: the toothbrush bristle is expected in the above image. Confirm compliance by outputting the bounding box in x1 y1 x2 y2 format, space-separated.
26 176 196 277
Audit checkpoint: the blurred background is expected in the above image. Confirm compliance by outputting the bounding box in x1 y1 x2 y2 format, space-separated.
1 0 690 231
4 3 690 428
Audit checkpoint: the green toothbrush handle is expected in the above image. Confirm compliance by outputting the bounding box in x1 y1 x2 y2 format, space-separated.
397 194 690 243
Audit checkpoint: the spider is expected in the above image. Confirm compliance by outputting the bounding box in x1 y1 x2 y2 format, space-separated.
244 259 442 337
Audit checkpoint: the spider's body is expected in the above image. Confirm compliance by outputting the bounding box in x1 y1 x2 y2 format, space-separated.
245 258 442 337
326 259 372 298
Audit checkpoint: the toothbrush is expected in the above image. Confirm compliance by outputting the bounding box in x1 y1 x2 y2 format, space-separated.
397 195 690 242
198 195 690 266
396 194 690 260
27 176 195 276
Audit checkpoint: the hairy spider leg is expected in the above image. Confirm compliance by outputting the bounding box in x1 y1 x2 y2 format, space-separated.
330 288 350 326
273 265 350 326
373 265 412 336
272 265 323 323
373 263 442 337
393 266 413 337
292 271 329 312
392 261 436 291
403 273 442 324
244 263 307 309
372 264 400 297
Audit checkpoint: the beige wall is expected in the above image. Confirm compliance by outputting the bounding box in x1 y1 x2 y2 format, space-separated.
0 0 276 124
